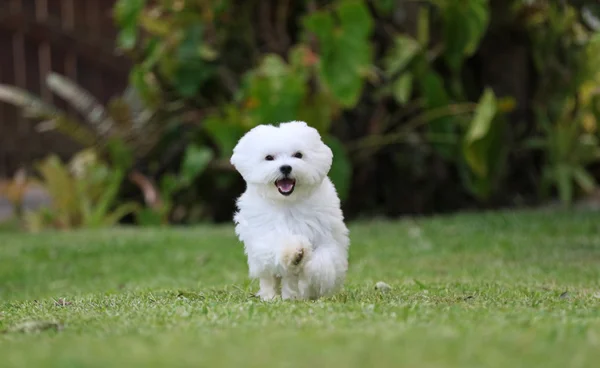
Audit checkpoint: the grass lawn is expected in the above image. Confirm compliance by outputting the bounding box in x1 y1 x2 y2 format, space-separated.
1 209 600 367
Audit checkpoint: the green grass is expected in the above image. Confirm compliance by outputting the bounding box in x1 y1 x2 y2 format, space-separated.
1 209 600 368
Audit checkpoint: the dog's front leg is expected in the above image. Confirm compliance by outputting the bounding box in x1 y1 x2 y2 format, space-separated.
256 275 281 301
246 234 312 301
278 235 313 300
245 241 282 301
281 275 300 300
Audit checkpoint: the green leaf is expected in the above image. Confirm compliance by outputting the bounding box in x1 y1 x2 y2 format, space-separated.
114 0 146 26
114 0 147 50
304 1 373 107
573 166 597 194
129 65 158 107
199 45 219 61
460 107 507 202
440 0 490 73
102 202 140 227
463 88 498 178
35 155 78 223
242 54 307 124
180 144 213 186
173 63 214 98
337 1 373 39
139 13 170 36
419 70 456 159
324 135 352 202
384 35 421 77
459 160 491 201
574 134 600 165
105 138 134 170
417 6 430 46
177 24 203 61
420 70 449 110
160 173 180 198
372 0 395 15
582 32 600 83
88 167 126 227
142 38 163 69
204 109 247 158
392 73 413 104
298 91 335 135
173 24 214 97
556 164 573 205
117 26 138 50
303 13 334 49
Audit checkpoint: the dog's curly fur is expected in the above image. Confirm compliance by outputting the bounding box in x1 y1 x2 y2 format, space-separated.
231 121 350 300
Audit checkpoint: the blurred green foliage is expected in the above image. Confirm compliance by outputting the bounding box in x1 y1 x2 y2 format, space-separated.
24 147 139 232
112 0 512 215
524 3 600 204
3 0 600 229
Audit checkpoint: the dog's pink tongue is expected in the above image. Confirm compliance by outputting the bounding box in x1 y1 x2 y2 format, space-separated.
276 179 295 192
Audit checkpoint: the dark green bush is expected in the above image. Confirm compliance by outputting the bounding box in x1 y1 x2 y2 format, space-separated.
109 0 600 222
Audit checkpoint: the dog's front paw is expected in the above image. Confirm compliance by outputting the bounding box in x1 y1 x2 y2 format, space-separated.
255 289 278 301
280 236 312 274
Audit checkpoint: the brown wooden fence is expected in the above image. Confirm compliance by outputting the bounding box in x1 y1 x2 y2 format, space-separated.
0 0 129 177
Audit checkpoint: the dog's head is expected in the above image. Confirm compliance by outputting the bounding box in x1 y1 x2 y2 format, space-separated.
231 121 333 200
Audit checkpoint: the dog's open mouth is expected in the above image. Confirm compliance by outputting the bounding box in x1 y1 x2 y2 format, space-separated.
275 178 296 196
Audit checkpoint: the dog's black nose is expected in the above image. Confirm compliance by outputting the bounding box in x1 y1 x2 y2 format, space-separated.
279 165 292 175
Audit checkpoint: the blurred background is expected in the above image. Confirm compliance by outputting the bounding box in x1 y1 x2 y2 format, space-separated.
1 0 600 231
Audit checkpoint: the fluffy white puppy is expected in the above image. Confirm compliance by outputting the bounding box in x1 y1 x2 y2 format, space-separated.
230 121 350 301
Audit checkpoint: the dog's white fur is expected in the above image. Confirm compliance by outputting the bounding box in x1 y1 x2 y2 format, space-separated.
231 121 349 300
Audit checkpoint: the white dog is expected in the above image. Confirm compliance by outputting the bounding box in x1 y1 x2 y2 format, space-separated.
230 121 350 301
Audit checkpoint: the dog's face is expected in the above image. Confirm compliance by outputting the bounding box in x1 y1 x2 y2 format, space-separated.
231 121 333 199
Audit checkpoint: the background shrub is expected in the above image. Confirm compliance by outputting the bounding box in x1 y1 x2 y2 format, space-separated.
111 0 600 223
4 0 600 228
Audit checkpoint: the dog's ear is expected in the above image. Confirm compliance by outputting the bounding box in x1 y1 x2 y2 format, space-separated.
230 153 239 169
230 139 243 170
230 131 247 170
230 125 271 170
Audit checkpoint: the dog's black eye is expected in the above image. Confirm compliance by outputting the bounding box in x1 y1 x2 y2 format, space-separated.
265 155 274 161
293 152 303 159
